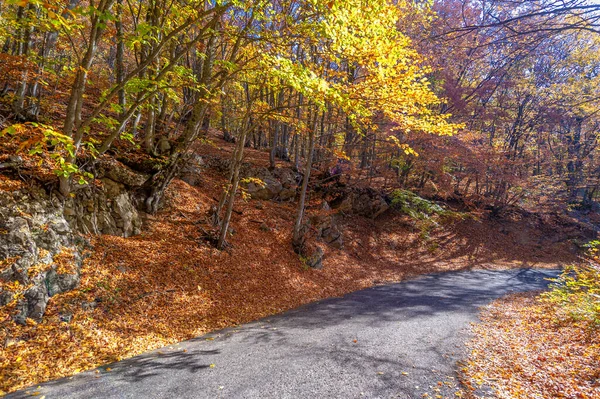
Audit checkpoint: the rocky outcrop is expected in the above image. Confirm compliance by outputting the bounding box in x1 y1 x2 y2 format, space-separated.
64 158 146 237
309 202 343 249
304 247 324 270
0 188 85 323
272 168 300 201
332 187 390 219
0 158 149 322
204 155 253 176
244 168 283 200
203 155 300 201
179 154 205 186
242 167 300 201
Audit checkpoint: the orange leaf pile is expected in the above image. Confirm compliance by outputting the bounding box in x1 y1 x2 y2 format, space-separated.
460 292 600 398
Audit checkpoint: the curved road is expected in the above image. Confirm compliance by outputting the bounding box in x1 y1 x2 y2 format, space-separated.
7 268 560 399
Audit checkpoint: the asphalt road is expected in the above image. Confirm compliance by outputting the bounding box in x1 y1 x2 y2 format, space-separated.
7 268 560 399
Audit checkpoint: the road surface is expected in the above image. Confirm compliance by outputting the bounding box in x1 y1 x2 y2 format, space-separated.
7 268 560 399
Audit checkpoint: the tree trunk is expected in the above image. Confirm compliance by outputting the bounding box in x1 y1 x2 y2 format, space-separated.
292 114 317 252
217 127 249 250
115 0 126 110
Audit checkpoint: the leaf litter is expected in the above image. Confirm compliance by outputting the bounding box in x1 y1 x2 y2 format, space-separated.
0 159 577 395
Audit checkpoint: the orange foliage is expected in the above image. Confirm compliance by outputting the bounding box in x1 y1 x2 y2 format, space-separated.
0 175 24 192
0 162 575 395
0 54 38 83
461 293 600 399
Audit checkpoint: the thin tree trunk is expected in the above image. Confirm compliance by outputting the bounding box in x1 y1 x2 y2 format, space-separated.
115 0 126 110
144 100 157 154
292 113 318 251
217 127 249 249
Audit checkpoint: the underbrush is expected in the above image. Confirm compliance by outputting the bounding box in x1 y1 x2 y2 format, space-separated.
543 242 600 328
390 189 469 240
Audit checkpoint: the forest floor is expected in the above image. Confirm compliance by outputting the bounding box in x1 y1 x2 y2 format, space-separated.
460 292 600 398
0 136 585 395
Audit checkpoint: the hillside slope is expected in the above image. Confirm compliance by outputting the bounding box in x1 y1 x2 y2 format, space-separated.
0 134 588 394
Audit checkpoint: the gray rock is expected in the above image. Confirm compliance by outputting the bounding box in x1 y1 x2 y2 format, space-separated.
24 285 49 321
272 168 300 188
113 193 140 237
0 289 14 306
333 188 389 219
241 167 300 201
306 247 324 270
59 312 73 323
0 189 84 322
64 177 143 237
9 155 23 163
81 301 98 311
50 219 70 234
100 159 149 188
352 192 389 219
279 187 297 201
56 272 80 294
244 169 283 200
157 137 171 154
101 178 125 198
13 312 27 326
179 154 205 186
309 202 344 249
0 156 23 170
322 226 344 249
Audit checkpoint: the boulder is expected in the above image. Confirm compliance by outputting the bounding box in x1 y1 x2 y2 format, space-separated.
98 158 149 188
332 188 389 219
279 187 297 201
241 167 300 201
243 168 283 200
322 225 343 249
309 202 344 249
351 189 389 219
179 154 205 186
0 290 14 306
113 193 140 237
272 167 300 188
305 247 324 270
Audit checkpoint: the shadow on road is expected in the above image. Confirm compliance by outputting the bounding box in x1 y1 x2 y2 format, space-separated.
7 268 560 399
229 268 560 335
